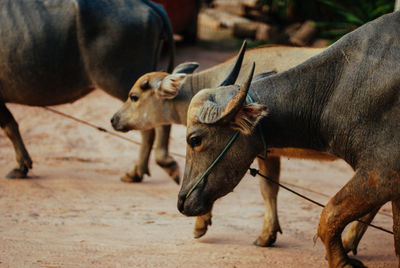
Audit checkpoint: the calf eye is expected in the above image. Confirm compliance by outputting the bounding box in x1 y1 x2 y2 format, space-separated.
130 95 139 102
188 136 202 148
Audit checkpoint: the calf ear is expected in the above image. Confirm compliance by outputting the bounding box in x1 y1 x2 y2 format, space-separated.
172 62 199 74
230 103 268 135
155 73 186 99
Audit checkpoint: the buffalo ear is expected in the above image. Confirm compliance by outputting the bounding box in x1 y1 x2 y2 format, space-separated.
172 62 199 74
230 103 268 135
155 73 186 99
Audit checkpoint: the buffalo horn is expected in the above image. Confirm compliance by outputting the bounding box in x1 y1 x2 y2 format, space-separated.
218 40 247 87
217 62 255 123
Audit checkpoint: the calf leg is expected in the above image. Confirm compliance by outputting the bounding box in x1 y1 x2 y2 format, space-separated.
0 102 32 178
342 208 379 255
154 125 180 184
318 169 397 267
193 210 213 239
392 198 400 267
254 156 282 247
122 129 155 182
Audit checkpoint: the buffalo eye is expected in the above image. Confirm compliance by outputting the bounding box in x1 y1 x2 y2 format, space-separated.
130 94 139 102
188 136 202 148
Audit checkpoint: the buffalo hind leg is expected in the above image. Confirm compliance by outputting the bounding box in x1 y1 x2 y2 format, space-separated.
122 129 155 182
0 102 32 178
392 198 400 267
193 209 213 239
342 208 379 255
318 169 397 267
254 156 282 247
154 125 180 184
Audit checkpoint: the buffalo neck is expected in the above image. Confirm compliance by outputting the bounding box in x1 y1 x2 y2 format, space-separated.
251 11 400 167
250 44 345 153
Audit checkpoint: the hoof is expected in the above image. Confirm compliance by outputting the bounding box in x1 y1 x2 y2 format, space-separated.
193 215 212 239
339 257 366 268
172 175 180 185
120 172 144 183
193 228 207 239
156 158 180 184
253 234 277 247
6 168 28 179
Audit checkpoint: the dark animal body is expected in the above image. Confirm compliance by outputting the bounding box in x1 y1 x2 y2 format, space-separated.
0 0 176 180
180 11 400 267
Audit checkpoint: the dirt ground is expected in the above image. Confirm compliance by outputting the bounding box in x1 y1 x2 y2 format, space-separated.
0 45 396 267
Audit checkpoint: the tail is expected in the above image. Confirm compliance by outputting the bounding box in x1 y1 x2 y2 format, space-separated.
142 0 175 73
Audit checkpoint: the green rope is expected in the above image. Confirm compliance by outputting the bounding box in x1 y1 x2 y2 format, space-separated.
185 131 240 199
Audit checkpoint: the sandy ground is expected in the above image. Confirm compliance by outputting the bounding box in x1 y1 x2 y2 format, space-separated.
0 45 396 267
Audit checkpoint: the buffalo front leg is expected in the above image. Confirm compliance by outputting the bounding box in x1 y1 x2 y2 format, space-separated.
0 103 32 178
342 208 379 255
121 129 155 183
154 125 180 184
254 156 282 247
392 198 400 267
318 169 397 267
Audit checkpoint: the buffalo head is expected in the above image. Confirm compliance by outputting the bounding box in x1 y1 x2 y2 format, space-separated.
177 62 268 216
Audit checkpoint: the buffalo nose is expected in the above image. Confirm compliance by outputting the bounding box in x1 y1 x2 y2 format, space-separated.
177 193 186 214
111 114 119 127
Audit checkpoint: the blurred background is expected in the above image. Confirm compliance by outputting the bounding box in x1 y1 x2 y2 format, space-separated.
155 0 397 49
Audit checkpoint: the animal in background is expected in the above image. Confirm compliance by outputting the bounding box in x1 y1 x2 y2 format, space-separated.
0 0 175 183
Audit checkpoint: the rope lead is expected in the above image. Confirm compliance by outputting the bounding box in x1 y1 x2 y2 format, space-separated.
249 167 394 235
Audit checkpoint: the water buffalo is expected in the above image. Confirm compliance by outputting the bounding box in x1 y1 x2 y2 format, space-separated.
179 11 400 267
111 43 374 253
0 0 176 182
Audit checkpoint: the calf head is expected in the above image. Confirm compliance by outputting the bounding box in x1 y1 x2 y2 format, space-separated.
178 63 268 216
111 62 199 131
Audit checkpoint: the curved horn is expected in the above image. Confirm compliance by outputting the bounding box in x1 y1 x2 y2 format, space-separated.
219 40 247 86
218 62 255 123
198 62 255 125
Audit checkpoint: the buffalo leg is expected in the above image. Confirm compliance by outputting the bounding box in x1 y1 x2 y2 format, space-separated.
0 102 32 178
254 156 282 247
342 208 379 255
392 198 400 267
318 169 397 267
154 125 180 184
122 129 155 182
193 210 213 239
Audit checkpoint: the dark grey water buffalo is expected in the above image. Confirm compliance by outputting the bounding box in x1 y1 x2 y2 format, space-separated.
179 11 400 267
111 44 375 253
0 0 176 180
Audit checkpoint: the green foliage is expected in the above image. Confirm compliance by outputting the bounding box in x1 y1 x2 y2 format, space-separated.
317 0 394 41
260 0 395 41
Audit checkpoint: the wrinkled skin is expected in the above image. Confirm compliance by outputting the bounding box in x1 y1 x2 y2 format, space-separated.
112 45 376 250
180 12 400 268
0 0 176 183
